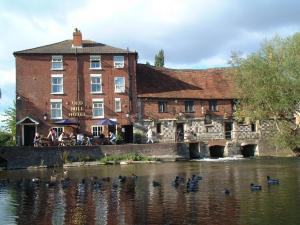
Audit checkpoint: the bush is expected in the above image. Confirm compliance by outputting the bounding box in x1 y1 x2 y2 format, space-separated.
0 131 15 146
134 132 145 144
116 133 124 145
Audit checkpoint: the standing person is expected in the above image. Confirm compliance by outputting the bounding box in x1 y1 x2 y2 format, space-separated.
147 126 153 144
33 132 41 147
47 128 57 142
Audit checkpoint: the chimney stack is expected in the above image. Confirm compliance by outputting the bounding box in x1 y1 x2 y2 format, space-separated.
72 28 82 48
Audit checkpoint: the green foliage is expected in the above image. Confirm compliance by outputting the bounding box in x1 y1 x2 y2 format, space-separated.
1 101 16 146
133 132 145 144
99 152 156 164
146 61 151 66
116 133 124 145
230 33 300 150
154 49 165 67
2 101 16 137
0 131 15 146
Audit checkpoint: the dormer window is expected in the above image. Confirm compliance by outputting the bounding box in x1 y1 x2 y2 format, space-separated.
51 55 63 70
114 56 124 68
90 55 101 69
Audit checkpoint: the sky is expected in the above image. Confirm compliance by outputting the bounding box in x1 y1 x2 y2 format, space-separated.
1 0 300 123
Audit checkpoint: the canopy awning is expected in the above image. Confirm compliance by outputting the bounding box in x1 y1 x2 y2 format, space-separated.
52 119 79 125
97 118 117 126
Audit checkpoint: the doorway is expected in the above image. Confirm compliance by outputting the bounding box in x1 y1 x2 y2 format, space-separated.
24 125 36 146
122 125 133 143
176 123 184 142
224 122 233 140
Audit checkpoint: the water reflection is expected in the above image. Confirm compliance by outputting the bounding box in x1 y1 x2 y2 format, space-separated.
0 158 300 225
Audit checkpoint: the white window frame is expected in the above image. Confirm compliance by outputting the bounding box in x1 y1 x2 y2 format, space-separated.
50 99 63 119
114 77 125 93
92 98 104 119
115 98 121 112
90 55 101 69
90 74 102 94
91 125 103 136
51 74 64 94
113 56 124 68
51 55 63 70
52 127 64 137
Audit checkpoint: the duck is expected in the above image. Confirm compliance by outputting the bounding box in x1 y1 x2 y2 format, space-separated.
224 188 230 195
102 177 110 182
152 181 161 187
118 175 127 183
31 177 41 183
250 183 262 191
267 176 279 184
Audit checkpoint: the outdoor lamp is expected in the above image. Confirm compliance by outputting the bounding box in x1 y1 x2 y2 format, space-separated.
43 113 47 121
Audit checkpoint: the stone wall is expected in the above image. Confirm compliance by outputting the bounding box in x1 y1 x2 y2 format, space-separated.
0 143 189 170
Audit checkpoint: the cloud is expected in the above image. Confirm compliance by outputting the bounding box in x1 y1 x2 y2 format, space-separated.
1 0 300 115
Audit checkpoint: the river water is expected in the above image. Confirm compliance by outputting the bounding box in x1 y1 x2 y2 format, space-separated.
0 158 300 225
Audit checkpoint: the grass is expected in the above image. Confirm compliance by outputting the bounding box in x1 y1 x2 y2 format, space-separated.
99 152 156 164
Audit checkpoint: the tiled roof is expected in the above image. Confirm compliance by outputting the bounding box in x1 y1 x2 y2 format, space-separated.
137 64 236 99
14 40 135 55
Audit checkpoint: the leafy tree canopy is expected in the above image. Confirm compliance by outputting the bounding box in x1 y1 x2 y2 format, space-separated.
154 49 165 67
230 33 300 150
1 101 16 146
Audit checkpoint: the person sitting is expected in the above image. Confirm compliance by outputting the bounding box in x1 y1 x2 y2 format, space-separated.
69 132 76 145
77 133 84 145
33 132 41 147
109 131 116 144
99 132 105 144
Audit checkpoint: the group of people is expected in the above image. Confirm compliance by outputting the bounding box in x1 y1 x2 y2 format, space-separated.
33 128 117 146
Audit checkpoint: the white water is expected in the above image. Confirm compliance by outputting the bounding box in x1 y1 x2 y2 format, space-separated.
191 155 246 162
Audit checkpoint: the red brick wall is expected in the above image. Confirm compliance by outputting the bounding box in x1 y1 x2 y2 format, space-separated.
141 98 233 120
16 53 137 137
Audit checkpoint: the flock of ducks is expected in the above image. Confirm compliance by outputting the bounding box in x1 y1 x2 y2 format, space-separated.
0 172 280 195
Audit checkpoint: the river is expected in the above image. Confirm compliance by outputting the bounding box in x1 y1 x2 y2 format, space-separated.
0 158 300 225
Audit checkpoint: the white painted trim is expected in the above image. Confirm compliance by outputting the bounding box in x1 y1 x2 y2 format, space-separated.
16 116 39 125
51 74 63 77
92 98 104 102
50 99 62 103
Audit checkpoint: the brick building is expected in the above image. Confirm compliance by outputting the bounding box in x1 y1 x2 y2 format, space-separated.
135 64 259 146
14 29 137 146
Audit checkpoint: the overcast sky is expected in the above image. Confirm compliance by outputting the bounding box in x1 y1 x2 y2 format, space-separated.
1 0 300 122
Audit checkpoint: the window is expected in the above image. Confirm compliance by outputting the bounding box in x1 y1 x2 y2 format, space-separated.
156 123 161 134
90 55 101 69
209 100 218 112
158 101 167 113
92 99 104 118
51 55 63 70
185 101 195 113
91 126 103 136
115 98 121 112
114 77 125 93
52 127 63 137
51 74 63 94
251 123 256 132
90 74 102 93
231 99 238 112
50 99 62 119
114 56 124 68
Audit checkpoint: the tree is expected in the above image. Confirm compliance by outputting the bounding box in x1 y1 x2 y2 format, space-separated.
1 101 16 146
230 33 300 150
154 49 165 67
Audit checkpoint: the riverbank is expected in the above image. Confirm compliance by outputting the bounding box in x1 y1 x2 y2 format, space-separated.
0 142 296 170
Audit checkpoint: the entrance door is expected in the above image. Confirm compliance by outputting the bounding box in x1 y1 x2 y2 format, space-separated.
122 125 133 143
224 122 233 140
176 123 184 142
24 125 36 146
